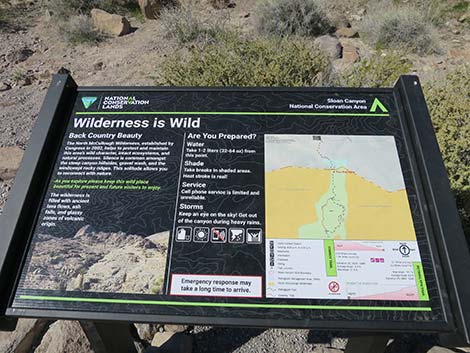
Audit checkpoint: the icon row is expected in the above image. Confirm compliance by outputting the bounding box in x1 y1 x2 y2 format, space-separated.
175 227 262 244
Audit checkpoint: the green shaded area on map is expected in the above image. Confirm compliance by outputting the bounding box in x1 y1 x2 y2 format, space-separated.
299 159 348 239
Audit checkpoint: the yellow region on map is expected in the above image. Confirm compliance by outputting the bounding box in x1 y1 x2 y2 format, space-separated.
265 166 416 241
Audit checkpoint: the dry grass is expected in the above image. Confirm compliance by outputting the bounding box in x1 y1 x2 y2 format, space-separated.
160 6 230 45
58 14 104 46
254 0 333 37
360 3 439 54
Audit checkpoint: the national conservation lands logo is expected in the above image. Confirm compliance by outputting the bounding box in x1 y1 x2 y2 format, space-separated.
80 95 150 110
101 96 150 110
81 96 98 109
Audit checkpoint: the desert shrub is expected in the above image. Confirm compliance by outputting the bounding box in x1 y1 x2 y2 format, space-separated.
160 6 228 45
419 0 468 25
255 0 333 37
157 36 331 86
0 7 6 28
360 4 438 54
340 52 412 88
0 1 29 31
151 276 164 294
424 66 470 238
59 15 104 45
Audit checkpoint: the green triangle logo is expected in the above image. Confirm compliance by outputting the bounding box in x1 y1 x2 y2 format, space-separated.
81 97 98 109
370 98 388 113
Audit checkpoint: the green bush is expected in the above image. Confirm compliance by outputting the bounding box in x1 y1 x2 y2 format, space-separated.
360 4 438 54
424 66 470 238
255 0 333 37
59 15 104 45
340 52 412 88
157 36 332 86
160 6 228 45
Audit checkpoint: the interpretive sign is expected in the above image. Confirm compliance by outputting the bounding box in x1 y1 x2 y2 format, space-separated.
1 75 469 344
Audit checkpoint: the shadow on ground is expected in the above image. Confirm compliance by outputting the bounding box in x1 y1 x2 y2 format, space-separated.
192 327 266 353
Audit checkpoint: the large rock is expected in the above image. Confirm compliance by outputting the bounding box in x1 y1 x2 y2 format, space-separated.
135 323 160 341
341 43 360 63
335 27 358 38
0 146 24 181
35 321 93 353
90 9 131 36
314 35 342 59
0 318 49 353
138 0 178 19
151 332 192 353
0 82 11 92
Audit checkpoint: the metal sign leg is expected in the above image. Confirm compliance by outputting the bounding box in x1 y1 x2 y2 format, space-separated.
345 335 390 353
79 321 139 353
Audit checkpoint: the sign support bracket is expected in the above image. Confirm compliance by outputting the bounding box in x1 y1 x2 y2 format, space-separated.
344 335 390 353
79 321 142 353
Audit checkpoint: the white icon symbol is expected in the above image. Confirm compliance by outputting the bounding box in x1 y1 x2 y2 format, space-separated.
247 228 262 244
229 228 245 243
193 227 209 242
176 227 192 242
211 228 227 243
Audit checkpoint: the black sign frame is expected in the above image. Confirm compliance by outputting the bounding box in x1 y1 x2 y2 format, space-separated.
0 75 468 345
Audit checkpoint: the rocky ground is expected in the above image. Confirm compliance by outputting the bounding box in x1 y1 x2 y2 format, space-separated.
0 0 469 352
23 227 169 293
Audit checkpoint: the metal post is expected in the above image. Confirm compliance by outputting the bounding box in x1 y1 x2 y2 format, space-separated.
345 335 389 353
79 321 139 353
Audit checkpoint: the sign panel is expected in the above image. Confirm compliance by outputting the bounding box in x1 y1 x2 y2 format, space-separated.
7 84 454 329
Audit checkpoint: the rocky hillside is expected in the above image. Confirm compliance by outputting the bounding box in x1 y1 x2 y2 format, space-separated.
24 226 169 294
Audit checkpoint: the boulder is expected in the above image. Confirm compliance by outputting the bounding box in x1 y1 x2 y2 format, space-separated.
341 43 360 63
34 321 93 353
0 82 11 92
138 0 179 19
135 323 160 341
151 332 192 353
0 318 49 353
335 27 358 38
330 14 350 29
164 324 188 333
330 337 348 350
0 146 24 181
314 35 342 59
90 9 131 36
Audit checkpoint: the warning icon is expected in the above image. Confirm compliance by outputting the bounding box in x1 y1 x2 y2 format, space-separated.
193 227 209 242
211 228 227 243
247 228 262 244
229 228 245 243
176 227 192 242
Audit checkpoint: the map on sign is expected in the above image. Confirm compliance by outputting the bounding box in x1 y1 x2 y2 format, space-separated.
265 135 426 301
265 134 416 241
